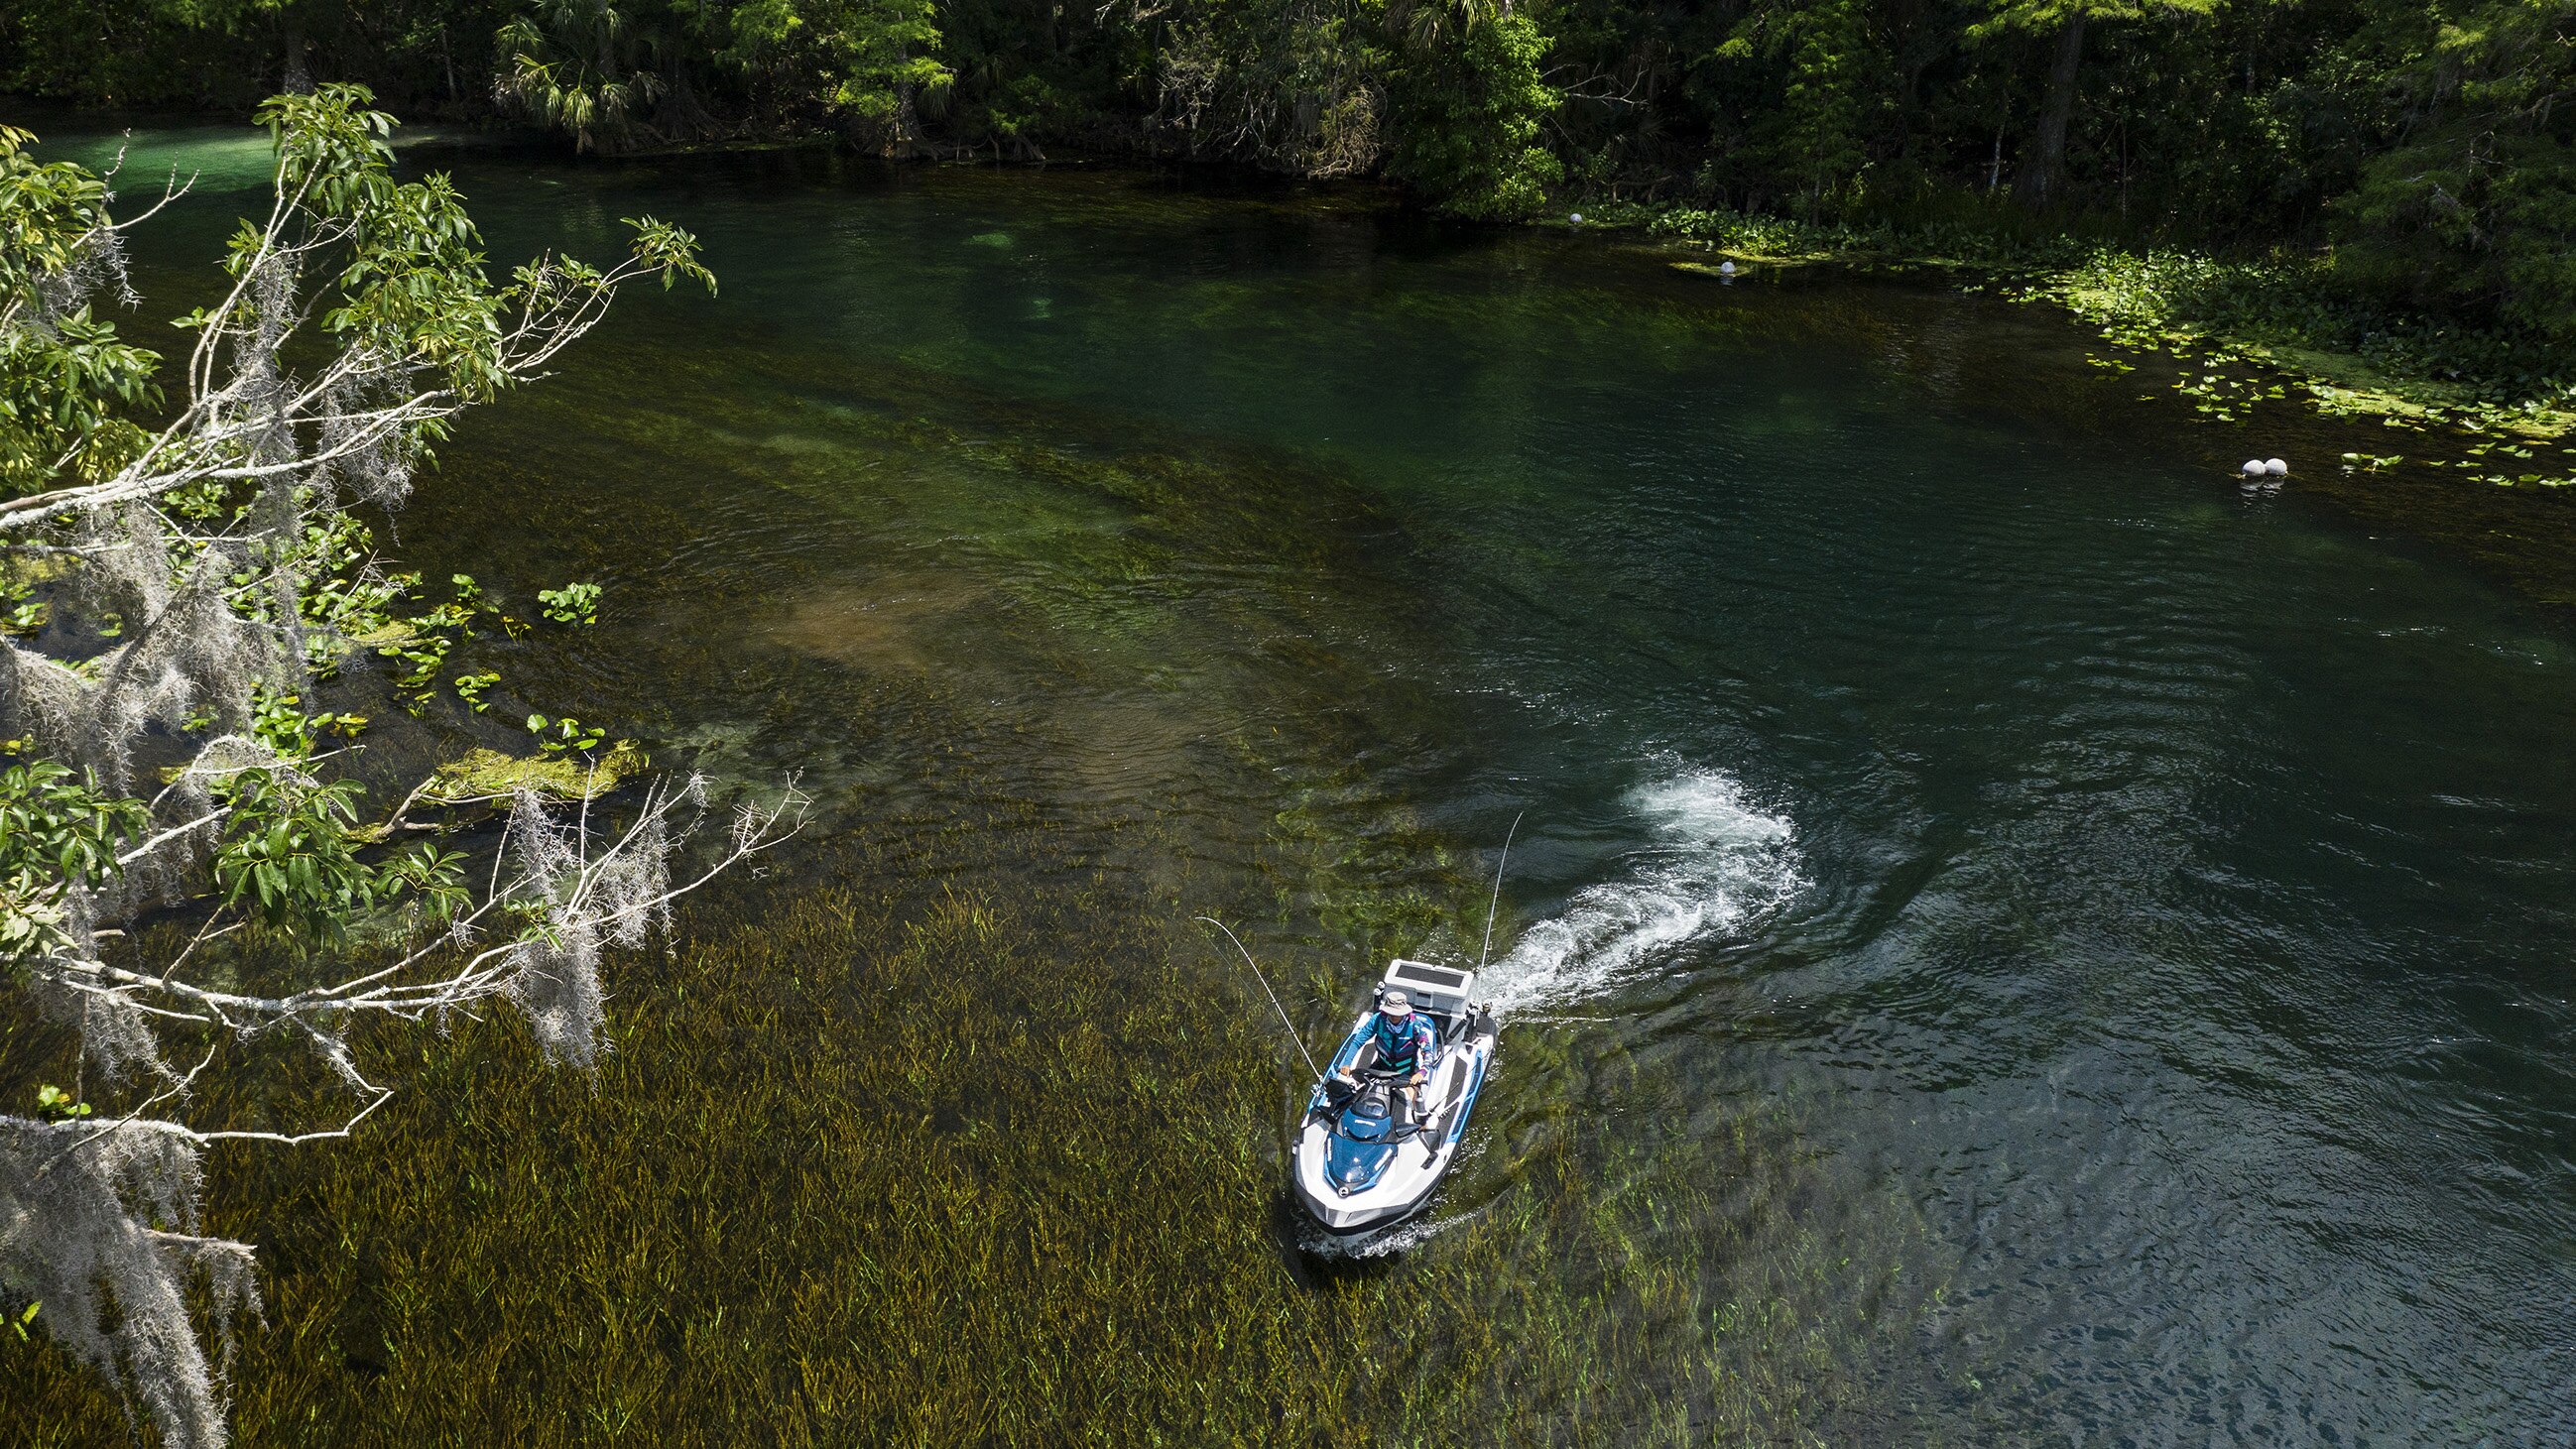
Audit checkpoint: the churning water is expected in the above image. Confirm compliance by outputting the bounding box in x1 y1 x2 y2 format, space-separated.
1483 767 1802 1015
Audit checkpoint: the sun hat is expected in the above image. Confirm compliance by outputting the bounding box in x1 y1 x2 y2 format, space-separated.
1379 989 1412 1017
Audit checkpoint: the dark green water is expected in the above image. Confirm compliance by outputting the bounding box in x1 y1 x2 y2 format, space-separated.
46 120 2576 1441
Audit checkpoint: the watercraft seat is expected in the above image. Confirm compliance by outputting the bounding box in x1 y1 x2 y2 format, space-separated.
1345 1041 1430 1128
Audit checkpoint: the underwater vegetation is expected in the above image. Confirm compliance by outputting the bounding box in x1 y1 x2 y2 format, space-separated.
0 811 1937 1447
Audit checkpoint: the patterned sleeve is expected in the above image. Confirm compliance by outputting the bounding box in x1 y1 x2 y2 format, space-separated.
1411 1016 1437 1074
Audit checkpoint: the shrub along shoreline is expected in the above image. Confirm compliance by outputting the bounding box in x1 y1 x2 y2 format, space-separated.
1573 200 2576 474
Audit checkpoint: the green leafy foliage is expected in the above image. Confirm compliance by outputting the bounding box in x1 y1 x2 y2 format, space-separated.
1386 11 1561 220
211 771 468 936
0 761 149 895
243 86 512 404
525 712 608 755
0 0 2566 386
1153 0 1389 178
360 572 536 709
536 580 601 625
0 761 150 964
0 127 159 496
211 773 376 932
0 87 729 1449
247 684 369 757
0 87 701 979
495 0 673 155
1711 0 1884 218
801 0 954 136
2331 0 2576 342
2 568 44 637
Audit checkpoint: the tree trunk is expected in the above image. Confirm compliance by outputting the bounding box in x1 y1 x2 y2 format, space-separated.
282 13 313 94
2013 14 2085 211
668 63 714 142
891 75 923 158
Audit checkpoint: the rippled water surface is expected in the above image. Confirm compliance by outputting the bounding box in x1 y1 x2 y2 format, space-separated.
53 119 2576 1441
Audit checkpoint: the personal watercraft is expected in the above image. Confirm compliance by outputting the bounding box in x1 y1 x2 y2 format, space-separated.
1291 958 1499 1235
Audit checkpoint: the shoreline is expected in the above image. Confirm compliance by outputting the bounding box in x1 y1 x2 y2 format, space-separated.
1554 201 2576 465
29 102 2576 550
22 93 2570 454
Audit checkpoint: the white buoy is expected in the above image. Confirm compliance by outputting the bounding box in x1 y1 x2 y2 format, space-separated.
2242 459 2266 477
1718 260 1738 277
2264 457 2287 476
1570 212 1583 223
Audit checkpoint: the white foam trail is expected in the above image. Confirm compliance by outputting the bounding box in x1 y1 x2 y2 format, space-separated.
1481 768 1800 1016
1296 1209 1472 1260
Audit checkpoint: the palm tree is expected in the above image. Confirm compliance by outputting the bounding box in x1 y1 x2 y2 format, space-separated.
1384 0 1507 56
493 0 669 154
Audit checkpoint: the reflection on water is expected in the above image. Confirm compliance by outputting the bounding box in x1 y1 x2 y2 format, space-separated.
32 119 2576 1441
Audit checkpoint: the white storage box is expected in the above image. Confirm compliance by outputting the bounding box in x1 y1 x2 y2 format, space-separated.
1381 959 1474 1022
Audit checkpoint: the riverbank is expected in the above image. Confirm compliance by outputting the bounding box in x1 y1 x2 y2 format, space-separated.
23 92 2570 463
1566 200 2576 467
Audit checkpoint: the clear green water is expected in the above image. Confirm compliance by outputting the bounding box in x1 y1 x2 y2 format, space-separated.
34 120 2576 1441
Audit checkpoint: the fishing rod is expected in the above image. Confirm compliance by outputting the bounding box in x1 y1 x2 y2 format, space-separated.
1196 916 1324 1082
1478 810 1525 969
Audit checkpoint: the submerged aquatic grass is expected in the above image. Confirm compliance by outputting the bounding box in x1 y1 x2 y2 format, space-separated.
1 804 1937 1446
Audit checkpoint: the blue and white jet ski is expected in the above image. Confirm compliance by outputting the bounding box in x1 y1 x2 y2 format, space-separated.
1292 958 1500 1235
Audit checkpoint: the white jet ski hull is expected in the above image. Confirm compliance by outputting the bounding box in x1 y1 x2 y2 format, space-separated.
1292 996 1499 1235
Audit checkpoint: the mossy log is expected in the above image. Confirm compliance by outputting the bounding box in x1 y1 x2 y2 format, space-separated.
420 740 649 804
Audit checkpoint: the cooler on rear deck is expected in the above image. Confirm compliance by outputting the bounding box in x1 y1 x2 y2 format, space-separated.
1381 959 1474 1030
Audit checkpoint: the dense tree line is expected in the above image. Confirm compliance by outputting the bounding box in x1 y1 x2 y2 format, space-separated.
4 0 2574 337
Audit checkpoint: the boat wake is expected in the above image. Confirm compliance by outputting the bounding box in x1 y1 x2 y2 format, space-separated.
1294 1207 1475 1260
1479 768 1800 1016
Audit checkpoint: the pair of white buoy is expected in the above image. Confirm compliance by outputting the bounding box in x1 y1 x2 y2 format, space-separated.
2242 457 2288 478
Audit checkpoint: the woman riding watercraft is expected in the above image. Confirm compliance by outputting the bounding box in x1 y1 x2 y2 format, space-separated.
1291 959 1500 1234
1201 819 1521 1236
1338 988 1437 1116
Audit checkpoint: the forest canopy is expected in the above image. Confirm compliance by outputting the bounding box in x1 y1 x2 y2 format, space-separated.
3 0 2575 337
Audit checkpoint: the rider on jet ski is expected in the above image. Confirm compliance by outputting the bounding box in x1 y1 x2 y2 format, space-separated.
1336 988 1438 1119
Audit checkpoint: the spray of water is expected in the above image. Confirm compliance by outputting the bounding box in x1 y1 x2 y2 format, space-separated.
1479 768 1801 1016
1296 1206 1478 1260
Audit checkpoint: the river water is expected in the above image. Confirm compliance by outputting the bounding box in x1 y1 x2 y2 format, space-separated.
41 119 2576 1442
